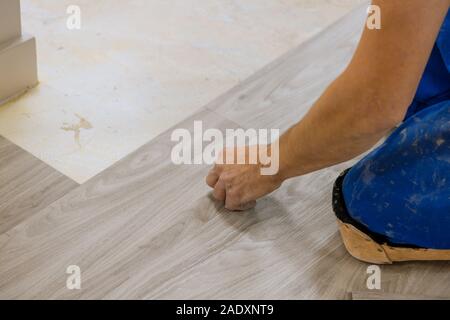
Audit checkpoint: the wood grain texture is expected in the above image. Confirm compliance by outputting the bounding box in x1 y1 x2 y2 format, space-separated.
0 136 78 234
0 109 357 299
351 291 450 300
1 4 450 299
206 2 369 132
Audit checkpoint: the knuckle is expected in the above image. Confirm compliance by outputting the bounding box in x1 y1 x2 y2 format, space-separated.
220 173 232 183
213 189 225 200
227 190 241 202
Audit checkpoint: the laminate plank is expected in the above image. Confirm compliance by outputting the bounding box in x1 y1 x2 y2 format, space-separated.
207 2 368 132
2 107 449 299
0 108 356 299
0 109 240 299
1 4 450 299
351 291 450 300
0 136 78 234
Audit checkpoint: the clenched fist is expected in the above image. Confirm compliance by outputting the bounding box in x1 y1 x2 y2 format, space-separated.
205 145 283 211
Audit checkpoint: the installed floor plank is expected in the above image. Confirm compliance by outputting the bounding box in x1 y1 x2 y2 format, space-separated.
207 2 368 132
0 109 355 299
351 291 450 300
0 136 78 235
1 4 450 299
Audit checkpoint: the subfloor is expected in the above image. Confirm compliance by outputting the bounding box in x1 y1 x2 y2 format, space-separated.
1 3 450 299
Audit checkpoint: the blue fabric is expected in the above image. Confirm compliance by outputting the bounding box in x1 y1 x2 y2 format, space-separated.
342 9 450 249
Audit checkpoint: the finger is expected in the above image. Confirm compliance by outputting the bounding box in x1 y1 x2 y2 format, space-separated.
212 178 226 201
225 191 241 211
238 188 258 206
205 170 219 188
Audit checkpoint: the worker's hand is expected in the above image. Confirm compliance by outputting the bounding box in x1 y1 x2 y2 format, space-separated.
205 145 283 211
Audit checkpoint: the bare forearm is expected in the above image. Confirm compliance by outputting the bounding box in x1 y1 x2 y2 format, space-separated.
277 72 397 180
276 0 449 181
205 0 449 211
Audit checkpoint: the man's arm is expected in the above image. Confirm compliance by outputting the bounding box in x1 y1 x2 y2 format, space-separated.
278 0 449 179
206 0 450 210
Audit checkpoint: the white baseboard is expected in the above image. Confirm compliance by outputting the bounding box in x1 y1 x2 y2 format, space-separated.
0 35 38 105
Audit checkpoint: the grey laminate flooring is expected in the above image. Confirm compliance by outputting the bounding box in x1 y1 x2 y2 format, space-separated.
0 136 78 235
1 4 449 299
351 291 450 300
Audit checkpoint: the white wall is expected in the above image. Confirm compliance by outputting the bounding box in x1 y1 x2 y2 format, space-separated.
0 0 38 105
